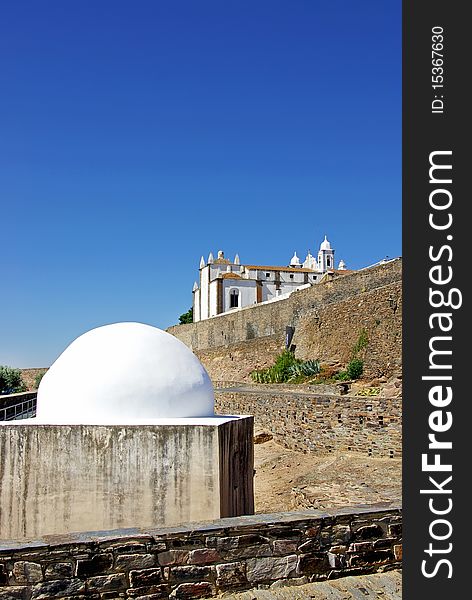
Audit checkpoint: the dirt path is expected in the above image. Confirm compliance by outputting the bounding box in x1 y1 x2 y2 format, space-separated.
254 440 401 513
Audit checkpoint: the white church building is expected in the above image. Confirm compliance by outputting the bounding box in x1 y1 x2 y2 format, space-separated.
193 236 348 322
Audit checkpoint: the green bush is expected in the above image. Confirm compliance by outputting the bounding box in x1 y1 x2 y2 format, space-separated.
333 370 350 381
251 350 298 383
287 359 321 380
346 358 364 380
251 352 320 384
0 365 27 394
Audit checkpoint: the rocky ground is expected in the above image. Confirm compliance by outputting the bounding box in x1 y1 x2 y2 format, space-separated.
253 439 401 514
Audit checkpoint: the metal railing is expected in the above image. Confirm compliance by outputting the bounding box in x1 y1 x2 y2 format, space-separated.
0 393 37 421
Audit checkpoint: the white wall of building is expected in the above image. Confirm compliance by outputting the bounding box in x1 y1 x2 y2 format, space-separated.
262 282 277 302
222 279 257 311
200 266 210 321
209 279 219 317
193 289 201 322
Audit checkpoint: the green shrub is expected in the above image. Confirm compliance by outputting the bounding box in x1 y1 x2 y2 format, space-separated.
346 358 364 380
287 359 321 380
251 352 320 384
251 350 298 383
333 370 350 381
0 365 27 394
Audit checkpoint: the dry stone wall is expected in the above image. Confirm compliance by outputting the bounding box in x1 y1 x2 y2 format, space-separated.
215 388 402 458
0 504 401 599
168 260 402 382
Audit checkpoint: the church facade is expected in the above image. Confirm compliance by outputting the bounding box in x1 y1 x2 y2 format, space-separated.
193 236 347 322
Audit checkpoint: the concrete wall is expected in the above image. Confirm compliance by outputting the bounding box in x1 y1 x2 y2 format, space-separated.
215 388 402 458
169 260 402 382
0 417 254 540
0 504 402 599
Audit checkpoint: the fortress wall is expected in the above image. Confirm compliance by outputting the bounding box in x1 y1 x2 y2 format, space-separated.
293 281 402 378
0 504 402 598
215 389 402 458
196 336 283 383
168 260 402 382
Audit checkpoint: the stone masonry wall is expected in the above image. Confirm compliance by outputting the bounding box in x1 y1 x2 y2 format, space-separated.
0 504 402 599
196 337 283 384
168 260 402 382
292 282 402 378
215 388 402 458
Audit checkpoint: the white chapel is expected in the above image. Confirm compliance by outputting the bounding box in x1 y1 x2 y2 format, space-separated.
193 236 348 322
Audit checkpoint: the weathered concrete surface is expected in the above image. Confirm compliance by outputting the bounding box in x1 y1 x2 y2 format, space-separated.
210 570 402 599
0 417 254 539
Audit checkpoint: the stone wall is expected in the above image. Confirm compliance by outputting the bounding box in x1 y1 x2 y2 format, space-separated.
196 337 283 384
292 282 402 378
168 260 402 382
0 504 402 599
215 388 402 458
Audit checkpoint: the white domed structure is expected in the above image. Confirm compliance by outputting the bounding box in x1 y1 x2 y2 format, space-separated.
37 322 215 423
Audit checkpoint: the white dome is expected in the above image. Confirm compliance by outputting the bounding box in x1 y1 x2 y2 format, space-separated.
290 251 300 266
320 235 331 251
37 322 215 424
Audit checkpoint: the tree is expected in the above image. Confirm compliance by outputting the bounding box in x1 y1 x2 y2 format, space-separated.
179 307 193 324
0 365 27 394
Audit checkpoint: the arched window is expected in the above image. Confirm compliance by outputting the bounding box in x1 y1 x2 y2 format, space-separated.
327 257 331 267
230 289 239 308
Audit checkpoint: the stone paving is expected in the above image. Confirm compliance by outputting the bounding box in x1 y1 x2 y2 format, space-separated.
208 569 402 599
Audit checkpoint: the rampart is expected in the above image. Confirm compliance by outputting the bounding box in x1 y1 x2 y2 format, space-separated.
168 260 402 381
215 387 402 458
0 504 401 599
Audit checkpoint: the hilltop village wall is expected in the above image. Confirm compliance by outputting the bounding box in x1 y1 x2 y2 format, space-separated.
168 260 402 382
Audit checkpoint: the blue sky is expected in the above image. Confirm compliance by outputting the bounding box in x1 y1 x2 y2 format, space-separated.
0 1 401 368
